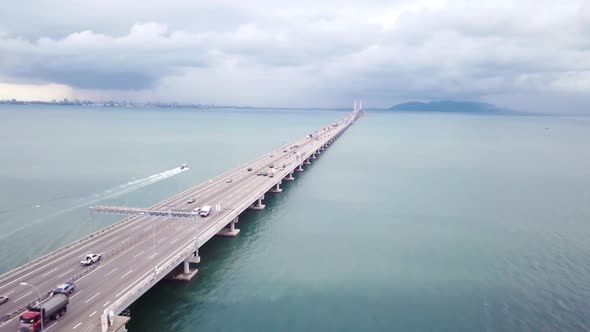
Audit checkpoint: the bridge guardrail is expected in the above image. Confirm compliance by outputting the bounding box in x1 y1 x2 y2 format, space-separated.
100 239 197 331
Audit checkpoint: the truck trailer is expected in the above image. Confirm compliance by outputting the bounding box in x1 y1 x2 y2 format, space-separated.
19 293 69 332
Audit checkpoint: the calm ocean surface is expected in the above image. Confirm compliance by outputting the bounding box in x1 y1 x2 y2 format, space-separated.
1 105 590 331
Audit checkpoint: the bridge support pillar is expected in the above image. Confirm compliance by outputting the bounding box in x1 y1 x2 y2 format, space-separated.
183 259 190 274
270 182 283 193
311 153 317 159
250 197 266 210
188 247 200 263
217 217 240 237
296 164 303 172
168 258 199 281
304 159 311 165
284 172 295 181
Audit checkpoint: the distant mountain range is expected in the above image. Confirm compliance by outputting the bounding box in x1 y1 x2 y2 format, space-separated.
389 101 511 113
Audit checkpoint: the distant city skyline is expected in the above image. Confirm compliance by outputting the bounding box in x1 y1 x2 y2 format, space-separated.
0 97 353 110
1 1 589 113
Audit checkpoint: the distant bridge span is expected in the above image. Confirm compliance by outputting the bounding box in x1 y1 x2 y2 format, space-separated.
0 106 363 332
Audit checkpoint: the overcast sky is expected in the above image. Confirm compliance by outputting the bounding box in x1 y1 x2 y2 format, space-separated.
0 0 589 112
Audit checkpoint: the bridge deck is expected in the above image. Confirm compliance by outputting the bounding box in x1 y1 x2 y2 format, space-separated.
0 110 361 332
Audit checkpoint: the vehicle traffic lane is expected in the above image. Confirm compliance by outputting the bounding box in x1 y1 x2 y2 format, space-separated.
53 217 209 331
0 216 200 332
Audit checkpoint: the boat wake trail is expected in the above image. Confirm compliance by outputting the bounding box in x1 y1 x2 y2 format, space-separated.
90 166 188 203
0 165 189 240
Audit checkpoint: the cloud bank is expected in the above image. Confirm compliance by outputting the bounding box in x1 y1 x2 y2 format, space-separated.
0 0 589 112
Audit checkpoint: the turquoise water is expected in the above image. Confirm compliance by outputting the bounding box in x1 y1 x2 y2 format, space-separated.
1 106 590 331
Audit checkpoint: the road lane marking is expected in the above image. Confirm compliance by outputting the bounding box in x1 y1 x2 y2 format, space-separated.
115 238 195 299
45 322 58 331
41 268 58 277
70 289 84 299
89 311 97 317
73 220 175 285
85 292 101 304
120 270 133 279
104 268 118 277
148 253 158 260
5 290 15 296
75 266 102 283
116 270 151 298
170 238 179 244
58 268 74 278
108 235 120 243
133 251 145 258
15 291 32 302
103 301 110 307
73 322 82 329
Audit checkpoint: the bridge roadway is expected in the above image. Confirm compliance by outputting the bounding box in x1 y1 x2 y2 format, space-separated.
0 109 361 332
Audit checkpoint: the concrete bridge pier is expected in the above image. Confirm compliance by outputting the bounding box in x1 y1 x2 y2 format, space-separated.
169 257 199 281
188 246 201 263
217 217 240 237
311 153 317 159
250 196 266 210
304 159 311 165
183 259 191 274
270 182 283 193
284 171 295 181
296 164 304 172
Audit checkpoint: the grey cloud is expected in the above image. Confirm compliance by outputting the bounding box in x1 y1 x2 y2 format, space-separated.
0 23 212 90
0 0 589 112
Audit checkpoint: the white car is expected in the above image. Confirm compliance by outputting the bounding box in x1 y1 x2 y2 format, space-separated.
81 254 101 266
199 205 212 217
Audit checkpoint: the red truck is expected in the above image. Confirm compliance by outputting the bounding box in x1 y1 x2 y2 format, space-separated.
19 293 69 332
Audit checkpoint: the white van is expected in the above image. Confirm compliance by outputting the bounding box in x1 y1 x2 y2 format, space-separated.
199 205 212 217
